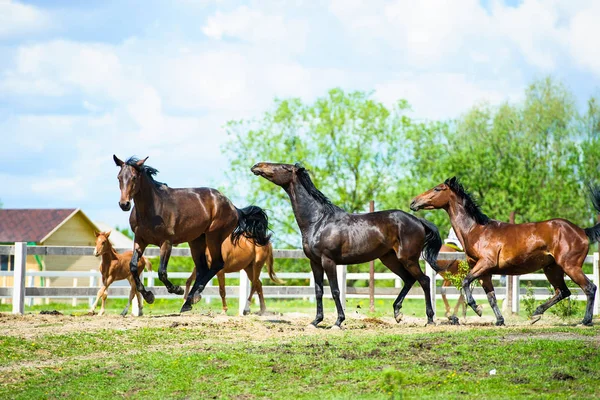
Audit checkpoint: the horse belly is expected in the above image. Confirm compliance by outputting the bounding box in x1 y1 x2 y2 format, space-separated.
498 251 554 274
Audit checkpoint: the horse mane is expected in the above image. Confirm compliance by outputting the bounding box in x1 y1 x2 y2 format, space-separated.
445 177 490 225
125 157 168 188
295 164 342 214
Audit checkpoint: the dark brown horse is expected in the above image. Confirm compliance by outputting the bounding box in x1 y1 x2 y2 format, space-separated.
113 155 270 312
411 177 599 326
251 162 442 328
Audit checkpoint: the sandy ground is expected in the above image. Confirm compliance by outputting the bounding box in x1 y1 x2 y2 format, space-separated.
1 310 598 342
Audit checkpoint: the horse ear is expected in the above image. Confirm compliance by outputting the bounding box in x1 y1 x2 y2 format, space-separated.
105 230 111 238
136 157 149 167
294 162 305 172
94 231 100 237
447 176 457 185
113 155 124 167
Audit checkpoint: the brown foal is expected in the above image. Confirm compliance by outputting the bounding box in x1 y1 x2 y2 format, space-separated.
183 236 282 315
411 177 599 326
90 231 151 316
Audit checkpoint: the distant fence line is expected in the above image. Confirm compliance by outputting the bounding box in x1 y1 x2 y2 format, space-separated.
1 243 598 317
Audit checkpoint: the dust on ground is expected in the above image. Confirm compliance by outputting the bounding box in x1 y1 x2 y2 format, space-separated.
1 309 598 342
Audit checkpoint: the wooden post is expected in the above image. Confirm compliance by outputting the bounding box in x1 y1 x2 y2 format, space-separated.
369 200 375 312
593 252 599 316
425 261 436 317
337 265 347 312
12 242 27 315
238 270 250 316
89 269 96 308
511 275 520 314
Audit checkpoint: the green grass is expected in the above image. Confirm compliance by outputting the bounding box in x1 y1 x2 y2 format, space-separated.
1 295 599 399
1 321 599 399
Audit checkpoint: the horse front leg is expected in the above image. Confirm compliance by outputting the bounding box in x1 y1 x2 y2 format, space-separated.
158 240 183 295
462 259 492 318
322 257 345 329
130 241 153 303
308 260 325 328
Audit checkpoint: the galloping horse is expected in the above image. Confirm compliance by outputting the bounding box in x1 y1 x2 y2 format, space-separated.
90 230 152 316
113 155 270 312
251 162 442 328
411 177 599 326
183 236 282 315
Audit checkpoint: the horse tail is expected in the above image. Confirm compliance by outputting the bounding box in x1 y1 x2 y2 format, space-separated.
145 257 153 272
231 205 271 246
265 244 283 284
584 184 600 243
418 218 442 272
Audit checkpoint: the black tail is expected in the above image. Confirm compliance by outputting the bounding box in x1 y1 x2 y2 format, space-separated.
584 184 600 243
231 206 271 246
419 218 442 272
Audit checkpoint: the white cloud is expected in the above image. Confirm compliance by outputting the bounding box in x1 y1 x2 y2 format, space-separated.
0 0 51 38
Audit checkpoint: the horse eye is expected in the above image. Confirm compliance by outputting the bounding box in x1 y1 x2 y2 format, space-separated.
434 187 441 192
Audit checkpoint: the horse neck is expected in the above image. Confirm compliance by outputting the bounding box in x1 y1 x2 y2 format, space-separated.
100 247 119 271
284 180 330 233
445 197 479 248
132 174 163 217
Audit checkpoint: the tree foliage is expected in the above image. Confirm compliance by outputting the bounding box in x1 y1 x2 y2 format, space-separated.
224 78 600 250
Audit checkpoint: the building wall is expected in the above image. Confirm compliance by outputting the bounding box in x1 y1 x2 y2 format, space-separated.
43 212 100 287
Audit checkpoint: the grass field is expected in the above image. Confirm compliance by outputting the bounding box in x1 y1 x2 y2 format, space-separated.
1 297 599 399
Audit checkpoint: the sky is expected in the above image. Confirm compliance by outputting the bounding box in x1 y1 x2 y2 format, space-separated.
1 0 600 230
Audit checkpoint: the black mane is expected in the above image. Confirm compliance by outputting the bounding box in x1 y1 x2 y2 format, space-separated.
445 177 489 225
295 164 342 214
126 157 168 188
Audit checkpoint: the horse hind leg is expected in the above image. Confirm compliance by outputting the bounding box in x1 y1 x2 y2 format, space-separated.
379 252 416 323
158 240 184 295
561 260 596 326
530 263 571 324
217 272 228 314
479 274 505 326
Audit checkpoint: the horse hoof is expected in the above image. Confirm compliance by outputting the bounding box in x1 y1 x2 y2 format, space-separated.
495 320 505 326
475 305 483 317
143 291 155 304
192 295 202 305
306 324 318 330
120 310 128 317
330 325 341 330
449 316 459 325
530 315 542 325
169 286 184 296
87 311 96 316
243 309 251 316
394 312 403 323
580 320 593 327
138 310 143 317
425 320 436 327
180 302 193 313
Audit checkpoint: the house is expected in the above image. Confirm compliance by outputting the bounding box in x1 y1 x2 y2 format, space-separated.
0 209 133 291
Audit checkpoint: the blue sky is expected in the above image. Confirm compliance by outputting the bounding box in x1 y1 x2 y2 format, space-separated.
1 0 600 229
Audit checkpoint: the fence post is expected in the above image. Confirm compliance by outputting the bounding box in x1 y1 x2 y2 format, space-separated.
205 279 212 304
594 252 599 316
238 271 250 316
511 275 520 314
337 265 347 311
146 270 154 288
309 274 315 303
12 242 27 315
72 278 78 307
89 269 96 308
27 274 34 307
425 262 436 317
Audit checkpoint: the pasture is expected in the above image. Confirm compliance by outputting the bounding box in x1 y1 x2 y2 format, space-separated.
1 298 599 399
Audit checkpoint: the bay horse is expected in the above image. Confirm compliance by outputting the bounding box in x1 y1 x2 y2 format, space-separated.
113 155 270 313
411 177 599 326
90 230 152 316
251 162 442 328
438 244 467 325
183 236 282 315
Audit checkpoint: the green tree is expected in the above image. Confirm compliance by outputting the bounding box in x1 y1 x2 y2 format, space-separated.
224 88 431 248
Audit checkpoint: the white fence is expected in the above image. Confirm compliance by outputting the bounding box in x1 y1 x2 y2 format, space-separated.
1 243 599 317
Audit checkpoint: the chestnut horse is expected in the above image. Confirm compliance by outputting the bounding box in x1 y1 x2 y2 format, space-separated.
411 177 599 326
251 162 442 328
183 236 282 315
438 244 467 325
113 155 270 313
90 231 152 316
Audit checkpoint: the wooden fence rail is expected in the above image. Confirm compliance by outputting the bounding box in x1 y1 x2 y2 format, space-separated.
1 244 598 317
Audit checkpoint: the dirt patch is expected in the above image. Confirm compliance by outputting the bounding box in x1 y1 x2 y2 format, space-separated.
39 310 63 316
552 372 576 381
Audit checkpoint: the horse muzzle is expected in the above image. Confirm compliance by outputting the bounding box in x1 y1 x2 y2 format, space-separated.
119 201 131 211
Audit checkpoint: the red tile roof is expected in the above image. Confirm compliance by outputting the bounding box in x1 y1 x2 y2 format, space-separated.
0 209 77 243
